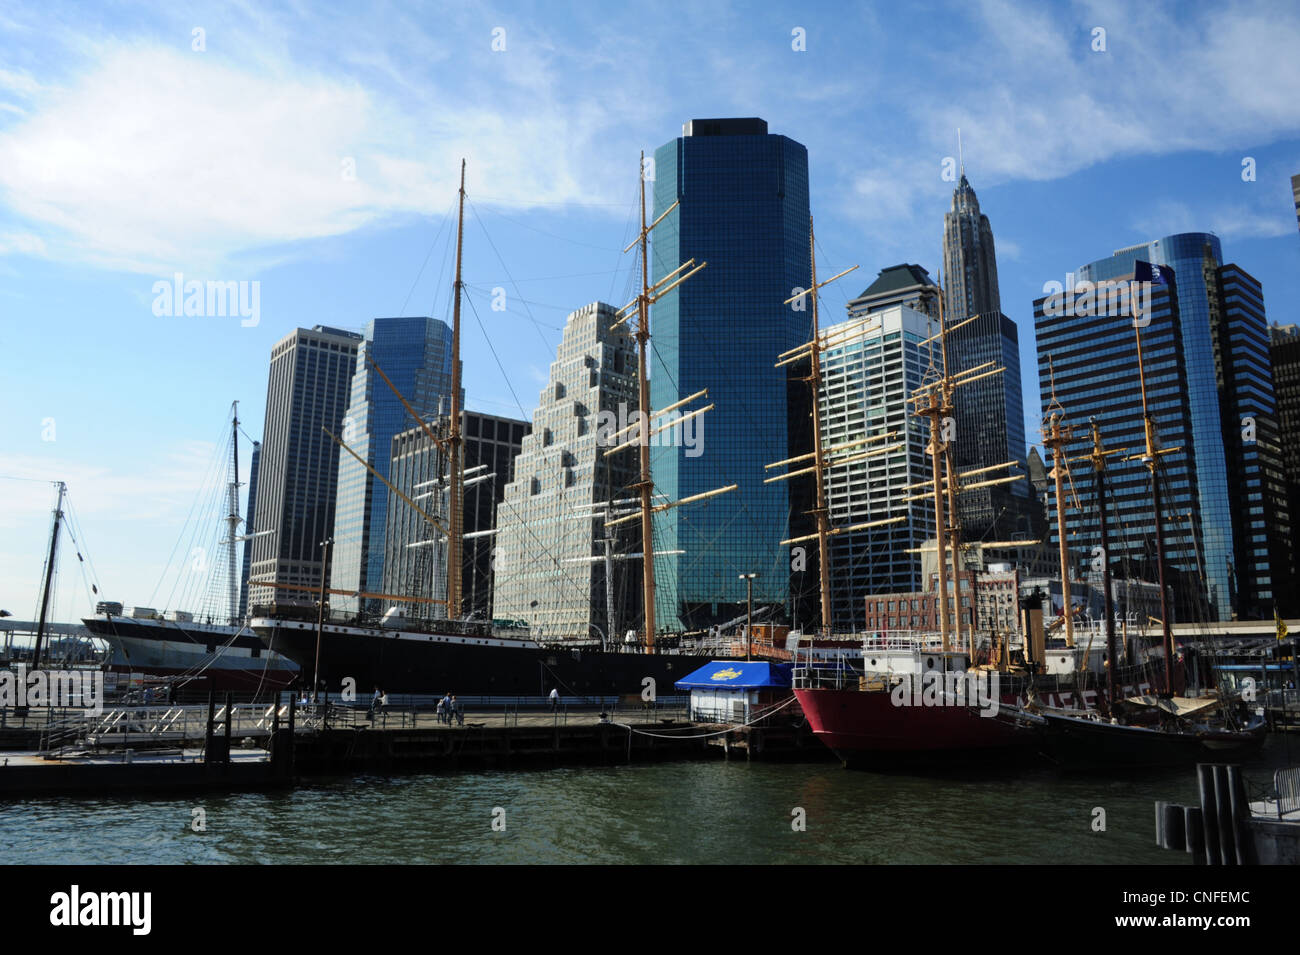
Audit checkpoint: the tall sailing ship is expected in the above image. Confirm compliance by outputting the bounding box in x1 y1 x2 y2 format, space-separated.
250 157 759 697
82 402 298 692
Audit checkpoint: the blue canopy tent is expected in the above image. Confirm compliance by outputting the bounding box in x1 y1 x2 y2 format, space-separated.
675 661 793 723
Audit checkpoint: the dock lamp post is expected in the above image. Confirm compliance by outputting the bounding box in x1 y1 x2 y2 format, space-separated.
312 537 333 705
739 573 758 661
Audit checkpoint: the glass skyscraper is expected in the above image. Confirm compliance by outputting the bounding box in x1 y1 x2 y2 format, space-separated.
649 118 812 631
331 316 455 613
1037 233 1291 621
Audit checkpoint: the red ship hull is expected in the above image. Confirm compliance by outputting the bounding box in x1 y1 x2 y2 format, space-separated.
794 686 1042 766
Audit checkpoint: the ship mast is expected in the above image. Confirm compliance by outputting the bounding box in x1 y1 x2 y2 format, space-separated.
805 219 833 636
1043 412 1075 649
604 152 713 652
774 235 919 638
906 278 1021 656
447 159 467 620
633 156 656 650
32 480 66 669
1087 419 1120 702
226 400 241 626
1134 308 1176 696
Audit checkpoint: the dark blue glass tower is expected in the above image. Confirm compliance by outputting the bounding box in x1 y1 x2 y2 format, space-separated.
332 316 456 612
649 118 812 630
1039 232 1291 621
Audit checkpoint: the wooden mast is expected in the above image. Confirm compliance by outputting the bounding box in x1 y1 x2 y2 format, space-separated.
1089 419 1118 703
634 152 656 652
806 218 833 637
1043 412 1075 649
1134 314 1175 695
32 481 66 670
447 159 466 620
934 281 967 656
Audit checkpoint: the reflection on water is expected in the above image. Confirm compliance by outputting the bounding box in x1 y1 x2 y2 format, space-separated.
3 738 1294 864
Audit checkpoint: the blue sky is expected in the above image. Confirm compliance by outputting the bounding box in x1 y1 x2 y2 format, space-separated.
2 0 1299 622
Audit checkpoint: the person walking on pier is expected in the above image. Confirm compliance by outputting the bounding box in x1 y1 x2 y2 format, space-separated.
369 687 381 721
549 687 559 713
441 692 453 724
450 694 463 726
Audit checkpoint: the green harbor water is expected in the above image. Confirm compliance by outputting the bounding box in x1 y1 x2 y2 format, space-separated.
3 739 1294 864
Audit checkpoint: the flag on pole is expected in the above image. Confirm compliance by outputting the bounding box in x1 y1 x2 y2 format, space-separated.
1276 607 1289 641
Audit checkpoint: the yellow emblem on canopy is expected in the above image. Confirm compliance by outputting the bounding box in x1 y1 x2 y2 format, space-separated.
711 667 743 681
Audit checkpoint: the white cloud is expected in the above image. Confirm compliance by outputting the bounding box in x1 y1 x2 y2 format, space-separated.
0 37 628 275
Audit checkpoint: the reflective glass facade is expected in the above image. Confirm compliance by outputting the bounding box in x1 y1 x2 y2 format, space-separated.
332 317 455 612
1033 278 1204 620
649 118 811 630
1212 265 1290 617
1271 324 1300 614
1074 234 1289 620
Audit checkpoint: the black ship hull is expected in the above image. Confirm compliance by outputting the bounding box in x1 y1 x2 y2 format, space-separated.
253 617 699 697
1040 711 1267 769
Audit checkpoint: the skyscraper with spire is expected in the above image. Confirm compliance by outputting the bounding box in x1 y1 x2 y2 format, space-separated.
939 168 1034 541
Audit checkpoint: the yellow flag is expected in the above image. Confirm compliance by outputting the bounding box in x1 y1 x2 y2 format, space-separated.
1277 608 1289 641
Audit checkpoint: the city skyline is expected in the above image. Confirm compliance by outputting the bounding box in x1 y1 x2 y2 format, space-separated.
5 0 1300 620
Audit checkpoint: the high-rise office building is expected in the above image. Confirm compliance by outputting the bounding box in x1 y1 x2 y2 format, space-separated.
1269 323 1300 615
1037 233 1291 621
381 419 449 613
493 303 640 641
331 317 455 613
817 306 938 625
380 410 530 620
1034 267 1200 616
463 411 530 619
248 325 363 607
942 173 1001 322
649 117 813 630
237 440 260 619
940 175 1033 540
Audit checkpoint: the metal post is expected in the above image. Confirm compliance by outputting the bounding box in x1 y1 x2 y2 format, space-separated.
312 537 332 704
739 573 757 661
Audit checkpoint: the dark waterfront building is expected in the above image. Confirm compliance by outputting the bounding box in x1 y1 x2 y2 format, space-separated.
939 174 1034 541
1036 233 1292 622
649 117 813 631
378 409 529 620
462 410 530 620
381 419 450 615
237 439 260 619
332 317 455 613
1270 323 1300 615
249 325 363 606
